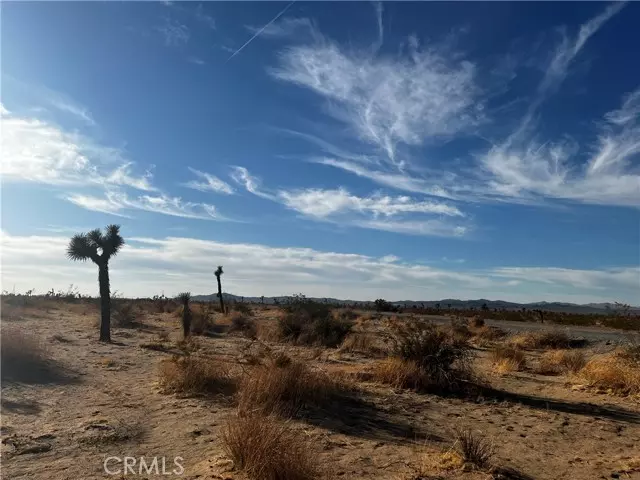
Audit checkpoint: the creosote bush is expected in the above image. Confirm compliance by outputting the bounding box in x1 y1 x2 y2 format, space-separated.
379 319 474 393
158 355 234 396
222 414 318 480
278 295 353 347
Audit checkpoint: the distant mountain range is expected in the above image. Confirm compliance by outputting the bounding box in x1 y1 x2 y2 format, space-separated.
191 293 639 314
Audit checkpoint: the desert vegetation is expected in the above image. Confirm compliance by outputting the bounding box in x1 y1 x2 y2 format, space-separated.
2 284 639 480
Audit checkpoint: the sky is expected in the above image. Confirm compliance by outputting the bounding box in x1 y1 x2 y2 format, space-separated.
1 1 639 303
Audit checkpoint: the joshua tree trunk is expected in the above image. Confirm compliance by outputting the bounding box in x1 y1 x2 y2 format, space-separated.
98 262 111 342
217 276 224 313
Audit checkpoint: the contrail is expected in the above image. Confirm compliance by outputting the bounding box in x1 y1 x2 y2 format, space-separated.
226 1 296 62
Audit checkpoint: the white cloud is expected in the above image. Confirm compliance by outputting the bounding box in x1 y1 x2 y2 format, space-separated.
232 167 469 237
278 188 463 218
246 17 315 38
271 35 483 166
230 166 275 199
0 103 9 116
265 4 638 210
1 112 154 191
156 18 190 46
481 87 640 207
187 56 206 66
184 167 235 194
492 266 639 291
1 231 636 304
48 97 95 126
64 191 220 220
195 4 216 30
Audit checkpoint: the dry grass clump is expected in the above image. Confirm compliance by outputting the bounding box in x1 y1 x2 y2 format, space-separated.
473 325 507 343
278 298 353 347
1 328 70 384
237 358 344 417
380 320 474 393
339 331 386 357
468 316 485 328
222 414 318 480
491 345 526 373
401 450 465 479
536 349 587 375
158 355 235 396
228 311 257 338
447 320 474 341
508 330 574 350
579 353 640 396
453 427 495 470
371 357 424 390
112 300 139 328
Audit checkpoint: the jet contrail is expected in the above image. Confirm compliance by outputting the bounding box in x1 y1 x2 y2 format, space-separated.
226 1 296 62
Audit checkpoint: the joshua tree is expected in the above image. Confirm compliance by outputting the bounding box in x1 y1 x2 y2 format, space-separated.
214 266 225 313
67 225 124 342
177 292 192 338
260 295 264 304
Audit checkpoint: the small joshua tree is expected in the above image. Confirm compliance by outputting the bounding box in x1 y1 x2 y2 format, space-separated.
177 292 192 338
67 225 124 342
215 266 225 313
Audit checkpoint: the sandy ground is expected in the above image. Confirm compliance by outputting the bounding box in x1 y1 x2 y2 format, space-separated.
2 303 639 480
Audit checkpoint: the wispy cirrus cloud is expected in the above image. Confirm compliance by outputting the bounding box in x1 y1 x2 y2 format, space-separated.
267 3 638 209
156 17 190 46
271 32 484 167
245 17 315 39
194 3 216 30
278 188 464 218
230 167 469 237
1 109 154 191
2 230 636 303
184 167 235 194
64 191 220 220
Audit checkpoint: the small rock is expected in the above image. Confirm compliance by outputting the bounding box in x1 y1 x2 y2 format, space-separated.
17 443 52 455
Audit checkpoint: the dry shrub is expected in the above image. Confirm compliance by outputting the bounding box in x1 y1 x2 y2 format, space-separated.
237 358 343 417
508 330 573 350
537 349 586 375
579 353 640 396
473 325 507 343
491 345 526 373
158 355 234 396
278 298 352 347
447 320 473 341
176 303 213 335
233 303 254 316
385 320 474 393
112 301 139 328
339 332 386 357
222 414 318 480
468 316 485 328
336 308 358 321
228 312 257 338
453 427 495 470
371 357 423 390
2 329 45 381
618 340 640 363
402 450 464 479
256 320 280 342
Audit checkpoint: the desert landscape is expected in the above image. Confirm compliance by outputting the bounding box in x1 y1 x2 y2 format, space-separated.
2 292 639 480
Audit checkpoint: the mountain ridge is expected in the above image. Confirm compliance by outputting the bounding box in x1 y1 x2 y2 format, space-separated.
191 293 638 314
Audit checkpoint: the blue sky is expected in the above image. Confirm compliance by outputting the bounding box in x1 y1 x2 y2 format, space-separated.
1 1 638 303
